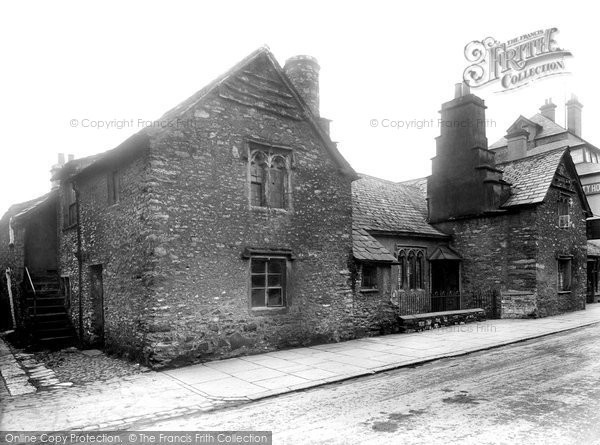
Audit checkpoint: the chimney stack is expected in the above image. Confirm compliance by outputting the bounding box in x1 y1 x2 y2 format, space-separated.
506 129 529 161
283 55 320 117
539 98 557 122
427 83 510 222
50 153 67 190
566 95 583 137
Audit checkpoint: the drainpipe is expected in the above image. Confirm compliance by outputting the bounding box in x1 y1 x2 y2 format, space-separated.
74 182 84 346
5 267 16 331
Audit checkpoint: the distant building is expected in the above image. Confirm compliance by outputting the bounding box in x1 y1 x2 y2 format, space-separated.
488 96 600 303
489 96 600 216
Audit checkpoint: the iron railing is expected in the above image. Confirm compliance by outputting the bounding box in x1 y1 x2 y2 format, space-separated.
396 289 500 319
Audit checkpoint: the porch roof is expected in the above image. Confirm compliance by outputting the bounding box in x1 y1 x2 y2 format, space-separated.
353 228 398 263
428 245 462 261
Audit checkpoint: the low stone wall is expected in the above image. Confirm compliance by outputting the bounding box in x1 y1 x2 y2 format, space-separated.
501 291 538 318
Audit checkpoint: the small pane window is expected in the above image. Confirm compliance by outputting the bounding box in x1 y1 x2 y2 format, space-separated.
64 183 77 228
361 264 377 289
250 258 286 308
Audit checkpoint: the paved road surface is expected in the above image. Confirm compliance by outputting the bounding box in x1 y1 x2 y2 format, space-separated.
138 324 600 444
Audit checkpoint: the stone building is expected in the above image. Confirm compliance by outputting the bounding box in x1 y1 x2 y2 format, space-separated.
0 49 593 366
353 83 591 321
488 96 600 302
49 47 358 367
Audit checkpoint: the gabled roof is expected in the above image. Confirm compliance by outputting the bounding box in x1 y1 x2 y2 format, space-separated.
1 190 57 224
428 245 462 261
352 175 447 238
497 148 590 213
506 115 542 135
59 46 357 182
490 113 569 149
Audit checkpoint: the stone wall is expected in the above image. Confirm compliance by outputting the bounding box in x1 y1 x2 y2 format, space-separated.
141 56 354 367
0 217 25 330
535 185 587 316
58 53 356 368
434 208 540 317
434 166 588 318
59 155 153 360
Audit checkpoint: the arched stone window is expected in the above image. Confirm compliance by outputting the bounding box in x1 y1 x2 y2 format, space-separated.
249 148 289 209
397 247 425 291
398 250 406 289
408 250 416 289
250 151 268 207
416 251 424 289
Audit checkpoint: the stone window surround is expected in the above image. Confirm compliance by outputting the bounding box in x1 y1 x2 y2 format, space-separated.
360 263 378 292
63 182 78 229
557 254 573 293
243 248 293 315
396 247 426 291
557 193 573 229
245 139 293 212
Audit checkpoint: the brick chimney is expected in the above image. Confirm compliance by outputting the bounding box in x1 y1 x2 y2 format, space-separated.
566 95 583 137
539 98 557 122
427 83 510 223
284 55 320 117
506 129 529 161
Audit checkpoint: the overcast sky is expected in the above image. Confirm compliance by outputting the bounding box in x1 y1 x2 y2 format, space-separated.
1 0 598 215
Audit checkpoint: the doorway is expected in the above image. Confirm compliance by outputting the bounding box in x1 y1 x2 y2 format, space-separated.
430 260 460 311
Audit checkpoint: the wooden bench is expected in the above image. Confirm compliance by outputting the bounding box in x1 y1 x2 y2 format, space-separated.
398 308 486 332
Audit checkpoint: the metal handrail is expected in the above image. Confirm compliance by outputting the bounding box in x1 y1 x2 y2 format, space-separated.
25 267 37 317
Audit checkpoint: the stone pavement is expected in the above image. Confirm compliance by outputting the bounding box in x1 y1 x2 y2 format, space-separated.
2 305 600 431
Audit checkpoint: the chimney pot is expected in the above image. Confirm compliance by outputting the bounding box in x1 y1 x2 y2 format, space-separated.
454 83 463 98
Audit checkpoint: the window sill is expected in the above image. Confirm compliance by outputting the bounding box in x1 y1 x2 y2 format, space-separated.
360 288 379 294
557 290 572 294
250 205 291 214
250 306 289 315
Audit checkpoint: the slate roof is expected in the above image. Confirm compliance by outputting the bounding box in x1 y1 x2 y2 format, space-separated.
352 228 398 263
497 148 567 207
1 190 57 224
352 175 446 237
490 113 569 149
